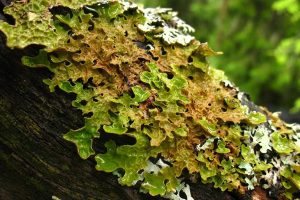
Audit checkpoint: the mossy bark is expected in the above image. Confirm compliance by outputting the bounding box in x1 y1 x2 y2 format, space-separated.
0 35 253 200
0 33 245 200
0 2 272 200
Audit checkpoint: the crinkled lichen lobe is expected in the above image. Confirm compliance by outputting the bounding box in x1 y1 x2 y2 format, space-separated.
0 0 299 199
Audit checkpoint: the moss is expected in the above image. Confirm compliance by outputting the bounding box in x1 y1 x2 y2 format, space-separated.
0 0 299 199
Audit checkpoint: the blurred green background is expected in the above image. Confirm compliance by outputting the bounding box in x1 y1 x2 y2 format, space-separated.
134 0 300 121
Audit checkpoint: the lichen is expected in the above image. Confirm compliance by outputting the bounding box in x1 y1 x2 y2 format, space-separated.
0 0 299 199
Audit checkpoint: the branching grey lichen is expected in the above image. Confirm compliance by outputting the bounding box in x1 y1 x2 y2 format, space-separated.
0 0 299 199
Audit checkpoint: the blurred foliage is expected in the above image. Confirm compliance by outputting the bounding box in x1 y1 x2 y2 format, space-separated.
135 0 300 113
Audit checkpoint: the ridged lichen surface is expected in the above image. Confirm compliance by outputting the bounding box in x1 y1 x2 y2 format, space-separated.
0 0 299 199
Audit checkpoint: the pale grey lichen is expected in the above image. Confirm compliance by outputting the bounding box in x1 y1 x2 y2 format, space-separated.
164 183 194 200
245 177 255 190
137 7 195 45
155 26 195 46
248 125 272 154
196 137 217 151
222 80 235 88
120 1 139 11
239 161 254 175
144 160 164 175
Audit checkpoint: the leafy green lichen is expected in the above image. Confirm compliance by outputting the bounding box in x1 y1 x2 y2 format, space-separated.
1 0 299 199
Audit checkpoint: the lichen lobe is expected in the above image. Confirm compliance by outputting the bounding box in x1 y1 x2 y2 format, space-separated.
0 0 299 199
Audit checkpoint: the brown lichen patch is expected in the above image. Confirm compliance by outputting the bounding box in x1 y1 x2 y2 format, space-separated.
252 187 270 200
161 138 199 176
185 73 247 124
1 0 299 199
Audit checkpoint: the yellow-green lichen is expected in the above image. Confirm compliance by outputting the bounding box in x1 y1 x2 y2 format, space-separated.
0 0 299 199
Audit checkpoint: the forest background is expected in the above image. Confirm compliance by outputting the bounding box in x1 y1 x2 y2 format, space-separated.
135 0 300 122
